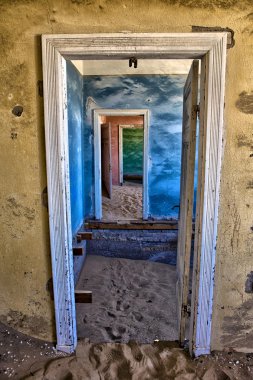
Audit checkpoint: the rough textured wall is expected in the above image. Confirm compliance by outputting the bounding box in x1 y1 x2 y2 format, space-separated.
83 75 186 219
66 61 85 235
0 0 252 350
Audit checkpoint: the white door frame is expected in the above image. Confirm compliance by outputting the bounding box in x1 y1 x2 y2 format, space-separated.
94 109 149 220
119 124 144 185
42 33 227 355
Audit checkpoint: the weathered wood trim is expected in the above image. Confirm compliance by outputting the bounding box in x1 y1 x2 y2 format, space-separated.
43 33 225 59
192 26 234 49
119 125 124 185
73 246 85 256
42 33 227 355
177 60 199 344
75 290 92 303
76 232 93 242
143 110 150 220
84 222 178 230
189 35 227 355
42 41 77 354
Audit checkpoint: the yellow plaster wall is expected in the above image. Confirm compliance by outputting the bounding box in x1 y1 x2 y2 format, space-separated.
0 0 252 349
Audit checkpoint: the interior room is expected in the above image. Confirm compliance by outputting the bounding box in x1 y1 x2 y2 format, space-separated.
66 58 199 344
100 115 144 221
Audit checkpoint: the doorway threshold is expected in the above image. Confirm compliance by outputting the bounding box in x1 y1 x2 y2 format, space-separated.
85 219 178 230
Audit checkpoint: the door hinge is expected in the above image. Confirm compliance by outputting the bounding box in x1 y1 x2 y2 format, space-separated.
192 104 200 120
37 80 43 97
196 104 200 119
129 57 138 68
182 304 191 317
195 104 200 119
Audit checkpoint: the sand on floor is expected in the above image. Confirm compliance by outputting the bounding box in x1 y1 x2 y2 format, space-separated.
21 341 203 380
19 339 253 380
1 313 253 379
76 255 178 343
102 183 142 221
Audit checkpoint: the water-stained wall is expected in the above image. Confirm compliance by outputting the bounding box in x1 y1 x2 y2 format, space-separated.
0 0 252 352
67 61 87 287
67 61 85 235
83 75 186 219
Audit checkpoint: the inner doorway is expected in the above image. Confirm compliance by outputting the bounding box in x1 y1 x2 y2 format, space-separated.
101 118 144 221
94 109 149 221
101 122 112 200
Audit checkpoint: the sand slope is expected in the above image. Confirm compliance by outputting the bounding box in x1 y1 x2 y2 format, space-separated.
76 255 178 343
1 322 253 379
102 183 142 220
22 340 253 380
22 341 199 380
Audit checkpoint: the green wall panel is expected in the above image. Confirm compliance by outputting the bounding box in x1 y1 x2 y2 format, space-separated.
123 128 143 176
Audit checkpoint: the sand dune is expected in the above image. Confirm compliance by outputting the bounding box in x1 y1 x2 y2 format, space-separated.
22 341 200 380
1 308 252 379
21 340 253 380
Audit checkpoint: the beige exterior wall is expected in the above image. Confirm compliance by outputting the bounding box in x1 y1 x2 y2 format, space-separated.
0 0 252 350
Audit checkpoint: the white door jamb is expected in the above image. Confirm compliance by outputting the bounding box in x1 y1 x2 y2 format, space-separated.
42 33 227 355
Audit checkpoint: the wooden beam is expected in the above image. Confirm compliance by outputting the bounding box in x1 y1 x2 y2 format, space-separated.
76 232 93 242
75 290 92 303
84 222 178 230
72 240 86 256
123 174 143 181
86 218 178 224
73 246 84 256
131 219 177 225
192 26 234 48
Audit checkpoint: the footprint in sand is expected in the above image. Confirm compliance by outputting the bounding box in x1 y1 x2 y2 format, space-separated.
105 326 126 341
132 311 143 322
116 300 130 311
107 311 116 318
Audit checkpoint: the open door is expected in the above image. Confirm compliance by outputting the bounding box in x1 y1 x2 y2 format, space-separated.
101 123 112 199
177 60 199 344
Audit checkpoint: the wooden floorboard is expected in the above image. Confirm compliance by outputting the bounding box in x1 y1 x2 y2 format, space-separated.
76 232 93 242
75 290 92 303
72 245 85 256
84 220 179 230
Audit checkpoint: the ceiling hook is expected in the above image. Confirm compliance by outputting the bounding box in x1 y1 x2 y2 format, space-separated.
129 57 138 68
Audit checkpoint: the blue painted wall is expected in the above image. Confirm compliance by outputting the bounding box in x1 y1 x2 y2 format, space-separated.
83 75 190 219
67 61 85 234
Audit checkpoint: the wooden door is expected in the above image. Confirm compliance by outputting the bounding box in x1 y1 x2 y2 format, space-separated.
101 123 112 199
177 60 199 343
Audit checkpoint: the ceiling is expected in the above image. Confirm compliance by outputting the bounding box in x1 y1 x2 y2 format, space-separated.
71 59 194 76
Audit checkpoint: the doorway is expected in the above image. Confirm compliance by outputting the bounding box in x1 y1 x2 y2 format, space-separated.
100 119 144 221
76 59 199 345
119 124 144 186
42 33 227 355
94 109 149 221
101 122 112 199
